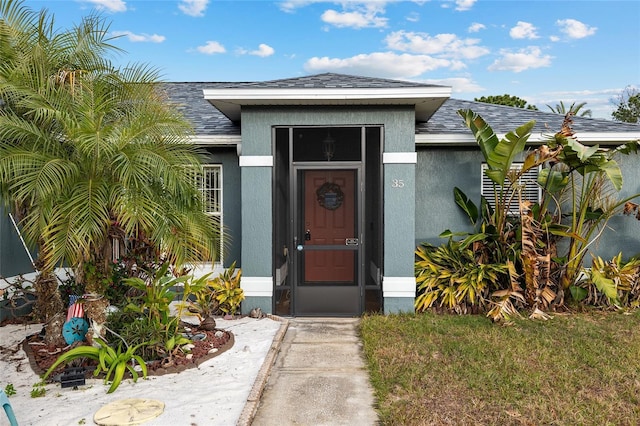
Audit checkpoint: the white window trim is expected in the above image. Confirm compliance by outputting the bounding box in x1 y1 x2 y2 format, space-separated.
199 164 224 265
481 163 541 215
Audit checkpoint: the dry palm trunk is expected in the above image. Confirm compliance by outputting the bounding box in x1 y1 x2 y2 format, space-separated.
33 270 66 346
521 212 556 311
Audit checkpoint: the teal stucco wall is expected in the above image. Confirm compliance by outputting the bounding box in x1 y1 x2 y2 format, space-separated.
240 105 417 314
415 146 640 262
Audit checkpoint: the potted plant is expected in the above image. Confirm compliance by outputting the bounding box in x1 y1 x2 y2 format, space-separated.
0 276 37 322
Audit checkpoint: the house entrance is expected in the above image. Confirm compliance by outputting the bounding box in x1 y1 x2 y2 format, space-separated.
273 126 383 316
294 167 360 314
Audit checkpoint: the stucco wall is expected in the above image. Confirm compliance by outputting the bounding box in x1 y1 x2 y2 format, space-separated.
415 145 640 261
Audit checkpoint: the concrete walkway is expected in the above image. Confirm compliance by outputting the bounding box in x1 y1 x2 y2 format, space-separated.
249 318 379 426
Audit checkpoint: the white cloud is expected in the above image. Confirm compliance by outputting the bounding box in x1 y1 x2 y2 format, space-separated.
304 51 453 79
556 18 597 39
510 21 539 39
455 0 476 11
111 31 165 43
83 0 126 13
179 0 209 17
528 87 628 119
321 8 388 29
423 77 484 93
549 35 560 42
406 12 420 23
385 30 490 60
278 1 317 13
488 46 553 73
196 41 226 55
468 22 485 33
243 44 275 57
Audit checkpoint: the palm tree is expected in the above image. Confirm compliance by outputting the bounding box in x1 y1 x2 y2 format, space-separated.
0 0 218 343
546 100 592 118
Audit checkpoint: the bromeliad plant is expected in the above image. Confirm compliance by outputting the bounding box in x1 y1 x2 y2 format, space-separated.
42 338 148 394
210 262 244 316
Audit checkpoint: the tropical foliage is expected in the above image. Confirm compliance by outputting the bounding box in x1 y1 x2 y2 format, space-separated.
43 337 148 394
209 261 244 315
415 240 508 313
416 109 640 319
546 100 592 117
0 0 219 341
611 86 640 123
474 94 538 110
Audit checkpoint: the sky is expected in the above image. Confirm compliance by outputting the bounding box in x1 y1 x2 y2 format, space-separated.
23 0 640 119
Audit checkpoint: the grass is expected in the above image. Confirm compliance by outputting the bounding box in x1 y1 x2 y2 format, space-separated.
360 311 640 425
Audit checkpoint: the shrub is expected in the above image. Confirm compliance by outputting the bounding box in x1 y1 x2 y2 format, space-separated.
415 240 508 313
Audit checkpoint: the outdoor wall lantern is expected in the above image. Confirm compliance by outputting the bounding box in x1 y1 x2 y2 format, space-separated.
322 130 335 161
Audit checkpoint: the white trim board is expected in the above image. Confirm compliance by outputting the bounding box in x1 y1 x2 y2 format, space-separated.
239 156 273 167
383 152 417 164
382 276 416 298
241 276 273 297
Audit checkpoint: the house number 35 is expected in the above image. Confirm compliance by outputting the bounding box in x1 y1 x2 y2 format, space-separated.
391 179 405 188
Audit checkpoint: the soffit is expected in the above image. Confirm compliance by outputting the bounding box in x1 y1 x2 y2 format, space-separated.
203 86 452 122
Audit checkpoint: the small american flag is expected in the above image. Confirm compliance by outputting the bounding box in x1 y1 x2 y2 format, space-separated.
67 295 85 321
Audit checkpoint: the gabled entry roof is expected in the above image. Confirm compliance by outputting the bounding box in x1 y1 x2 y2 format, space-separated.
202 73 452 122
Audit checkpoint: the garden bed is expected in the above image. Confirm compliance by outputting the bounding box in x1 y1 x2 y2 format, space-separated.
23 325 234 379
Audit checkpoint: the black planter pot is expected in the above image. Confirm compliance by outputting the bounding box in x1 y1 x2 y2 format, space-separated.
0 293 37 322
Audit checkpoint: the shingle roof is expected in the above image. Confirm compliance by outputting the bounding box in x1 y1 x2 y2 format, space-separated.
161 74 639 138
204 73 443 89
419 98 640 135
162 82 240 136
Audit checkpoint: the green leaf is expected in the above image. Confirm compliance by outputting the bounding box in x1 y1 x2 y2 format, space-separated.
486 120 535 183
454 187 478 224
439 229 471 238
565 137 599 161
569 285 588 302
537 168 569 193
457 109 500 165
598 159 623 191
591 269 619 303
459 233 488 249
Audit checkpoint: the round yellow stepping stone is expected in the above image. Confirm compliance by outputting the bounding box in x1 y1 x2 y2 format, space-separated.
94 399 165 425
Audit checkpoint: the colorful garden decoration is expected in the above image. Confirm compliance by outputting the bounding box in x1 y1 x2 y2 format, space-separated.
62 295 88 345
62 317 89 345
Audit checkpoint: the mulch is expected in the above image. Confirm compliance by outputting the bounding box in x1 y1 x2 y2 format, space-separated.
21 325 234 380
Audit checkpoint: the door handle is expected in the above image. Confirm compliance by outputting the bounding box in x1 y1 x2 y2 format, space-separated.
305 229 311 241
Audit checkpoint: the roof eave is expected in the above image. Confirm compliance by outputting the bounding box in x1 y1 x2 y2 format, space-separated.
416 132 640 146
203 87 452 122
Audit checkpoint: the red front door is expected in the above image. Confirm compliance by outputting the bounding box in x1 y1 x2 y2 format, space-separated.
303 170 355 283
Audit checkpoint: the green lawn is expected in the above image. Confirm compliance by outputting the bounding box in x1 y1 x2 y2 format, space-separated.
360 311 640 425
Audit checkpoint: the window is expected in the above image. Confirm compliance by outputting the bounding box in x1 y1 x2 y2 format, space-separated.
196 165 223 262
481 163 541 214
